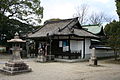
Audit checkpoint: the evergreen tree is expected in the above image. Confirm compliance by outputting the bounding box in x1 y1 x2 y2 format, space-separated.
0 0 43 45
104 0 120 60
105 21 120 60
116 0 120 20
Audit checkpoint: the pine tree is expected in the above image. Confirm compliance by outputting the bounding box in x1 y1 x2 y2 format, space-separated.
104 0 120 60
116 0 120 20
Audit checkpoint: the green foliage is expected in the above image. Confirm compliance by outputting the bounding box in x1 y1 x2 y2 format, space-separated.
104 21 120 50
116 0 120 19
0 0 43 45
44 18 61 24
48 18 61 21
104 0 120 60
33 25 42 30
0 14 33 41
0 0 43 25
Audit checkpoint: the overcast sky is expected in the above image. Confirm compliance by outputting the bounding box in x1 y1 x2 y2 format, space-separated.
40 0 119 24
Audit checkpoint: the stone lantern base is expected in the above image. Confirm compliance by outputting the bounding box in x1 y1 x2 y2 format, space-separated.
89 57 98 66
0 49 32 75
36 55 47 62
0 60 32 75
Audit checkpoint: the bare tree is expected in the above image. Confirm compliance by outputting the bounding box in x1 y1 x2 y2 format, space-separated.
74 4 113 25
89 12 113 25
73 4 89 25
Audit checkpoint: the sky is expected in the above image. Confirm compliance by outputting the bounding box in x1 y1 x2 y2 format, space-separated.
40 0 119 24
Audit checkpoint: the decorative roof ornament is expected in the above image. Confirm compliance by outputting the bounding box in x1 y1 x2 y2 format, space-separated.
7 32 26 43
14 32 20 39
15 32 19 36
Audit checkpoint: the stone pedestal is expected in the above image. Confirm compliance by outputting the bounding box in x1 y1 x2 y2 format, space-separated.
36 55 46 62
89 57 98 66
0 49 32 75
11 48 22 60
89 48 98 66
36 55 55 62
1 60 32 74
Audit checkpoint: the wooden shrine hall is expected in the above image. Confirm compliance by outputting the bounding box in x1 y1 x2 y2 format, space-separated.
28 17 99 59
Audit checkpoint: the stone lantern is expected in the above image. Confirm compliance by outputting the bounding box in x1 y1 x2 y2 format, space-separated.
89 48 98 66
8 32 26 60
0 32 32 75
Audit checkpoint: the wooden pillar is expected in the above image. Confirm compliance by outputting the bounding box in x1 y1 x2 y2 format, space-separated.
68 35 71 59
83 38 85 59
49 36 52 55
26 40 29 57
35 40 39 57
68 35 71 53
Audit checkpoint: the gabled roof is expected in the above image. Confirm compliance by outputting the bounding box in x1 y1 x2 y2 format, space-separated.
82 25 105 36
28 18 98 39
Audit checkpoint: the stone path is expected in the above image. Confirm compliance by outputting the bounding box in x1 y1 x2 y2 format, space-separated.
0 59 120 80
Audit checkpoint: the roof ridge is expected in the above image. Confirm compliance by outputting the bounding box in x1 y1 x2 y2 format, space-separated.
82 24 100 27
82 28 100 39
58 17 78 32
44 17 78 24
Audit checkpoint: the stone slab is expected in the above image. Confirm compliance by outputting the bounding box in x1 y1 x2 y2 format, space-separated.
0 68 32 75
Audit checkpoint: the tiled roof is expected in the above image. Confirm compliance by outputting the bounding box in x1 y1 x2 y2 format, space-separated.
28 18 98 38
82 25 105 36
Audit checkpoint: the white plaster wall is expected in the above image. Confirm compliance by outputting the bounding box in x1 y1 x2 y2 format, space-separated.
95 50 114 57
70 40 83 55
70 39 91 59
85 38 91 55
87 49 114 59
69 39 115 60
78 41 84 58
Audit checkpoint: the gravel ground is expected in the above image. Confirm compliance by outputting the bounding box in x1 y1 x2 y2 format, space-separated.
0 59 120 80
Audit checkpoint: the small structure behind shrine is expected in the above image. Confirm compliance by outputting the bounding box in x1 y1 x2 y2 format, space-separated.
0 32 32 75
